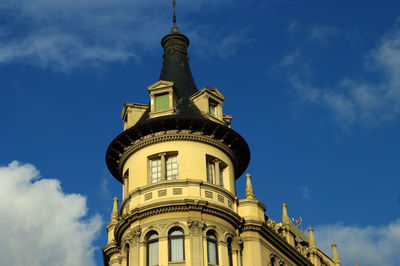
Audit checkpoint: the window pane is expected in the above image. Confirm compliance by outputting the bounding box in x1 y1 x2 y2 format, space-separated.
148 241 158 266
207 161 215 183
209 102 217 116
155 93 169 111
170 237 184 261
166 156 178 180
207 240 217 264
150 159 161 183
219 167 224 187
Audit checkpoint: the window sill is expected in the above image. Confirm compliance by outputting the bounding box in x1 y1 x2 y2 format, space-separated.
168 261 186 266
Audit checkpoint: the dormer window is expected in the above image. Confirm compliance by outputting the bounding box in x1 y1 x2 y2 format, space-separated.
147 80 176 118
209 99 218 117
155 93 170 112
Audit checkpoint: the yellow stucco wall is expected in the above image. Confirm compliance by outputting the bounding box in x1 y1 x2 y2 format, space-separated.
122 140 236 195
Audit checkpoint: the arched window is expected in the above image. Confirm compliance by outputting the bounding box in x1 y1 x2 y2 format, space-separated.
146 231 159 266
168 227 185 262
227 237 233 266
270 256 275 266
207 230 218 265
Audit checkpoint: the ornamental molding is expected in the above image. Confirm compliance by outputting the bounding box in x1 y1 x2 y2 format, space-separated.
242 223 312 266
103 243 120 257
187 219 205 234
114 199 242 244
119 179 236 212
124 226 141 246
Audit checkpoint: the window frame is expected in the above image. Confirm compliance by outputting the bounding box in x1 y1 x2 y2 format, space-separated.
146 231 159 266
206 230 219 265
155 92 170 112
148 152 179 184
206 155 227 187
168 227 185 262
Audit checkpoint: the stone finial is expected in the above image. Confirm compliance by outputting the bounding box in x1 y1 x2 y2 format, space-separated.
308 227 317 251
281 203 291 225
332 243 341 265
244 173 255 199
111 197 119 222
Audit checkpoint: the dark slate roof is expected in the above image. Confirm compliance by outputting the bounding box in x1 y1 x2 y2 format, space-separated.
105 24 251 182
135 25 205 124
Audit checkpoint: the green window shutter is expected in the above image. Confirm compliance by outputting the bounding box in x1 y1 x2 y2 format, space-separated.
155 93 169 111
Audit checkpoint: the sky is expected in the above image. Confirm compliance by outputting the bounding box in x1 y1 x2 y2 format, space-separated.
1 0 400 265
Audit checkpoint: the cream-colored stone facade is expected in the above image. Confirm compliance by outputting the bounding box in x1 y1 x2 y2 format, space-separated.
103 18 340 266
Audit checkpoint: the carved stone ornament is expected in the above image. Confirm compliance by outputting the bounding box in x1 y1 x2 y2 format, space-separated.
296 242 310 258
187 220 205 234
126 227 141 245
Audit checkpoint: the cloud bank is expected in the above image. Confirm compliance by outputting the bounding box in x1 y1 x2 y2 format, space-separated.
0 0 241 71
286 20 400 126
315 219 400 266
0 161 102 266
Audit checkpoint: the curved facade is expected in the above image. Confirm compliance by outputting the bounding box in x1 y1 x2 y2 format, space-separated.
103 19 340 266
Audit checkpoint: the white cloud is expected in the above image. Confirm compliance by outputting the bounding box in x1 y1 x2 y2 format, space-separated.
298 185 310 199
308 25 339 43
0 0 241 71
0 161 102 266
289 21 400 126
315 219 400 266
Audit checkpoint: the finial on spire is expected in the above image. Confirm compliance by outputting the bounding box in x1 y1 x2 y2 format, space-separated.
110 197 119 222
172 0 176 26
281 203 291 225
245 173 255 199
332 243 341 265
308 227 317 251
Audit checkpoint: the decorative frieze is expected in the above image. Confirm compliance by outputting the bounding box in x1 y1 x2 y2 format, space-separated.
158 189 167 197
173 188 182 195
205 191 213 198
218 194 224 203
145 192 152 201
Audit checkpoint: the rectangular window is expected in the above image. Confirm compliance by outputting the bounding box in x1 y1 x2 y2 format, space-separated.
150 159 161 183
155 93 169 111
209 101 217 116
207 161 215 184
166 155 178 180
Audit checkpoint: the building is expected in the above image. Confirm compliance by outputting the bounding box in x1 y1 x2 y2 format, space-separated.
102 13 341 266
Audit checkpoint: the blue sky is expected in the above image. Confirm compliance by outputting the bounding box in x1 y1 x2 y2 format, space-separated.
1 1 400 265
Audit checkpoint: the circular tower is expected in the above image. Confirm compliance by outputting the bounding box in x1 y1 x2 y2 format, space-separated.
103 22 250 266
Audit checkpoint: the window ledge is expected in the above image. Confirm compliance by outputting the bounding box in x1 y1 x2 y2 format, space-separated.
149 108 175 118
168 261 186 266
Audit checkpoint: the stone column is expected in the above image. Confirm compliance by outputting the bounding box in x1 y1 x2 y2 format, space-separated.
188 220 205 266
127 227 141 266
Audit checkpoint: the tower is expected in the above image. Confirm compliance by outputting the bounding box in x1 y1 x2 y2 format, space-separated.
103 8 340 266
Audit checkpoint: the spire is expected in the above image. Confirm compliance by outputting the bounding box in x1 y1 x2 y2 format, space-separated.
110 197 119 222
244 173 255 199
308 227 317 251
332 243 341 265
159 1 197 100
172 0 176 26
281 203 291 225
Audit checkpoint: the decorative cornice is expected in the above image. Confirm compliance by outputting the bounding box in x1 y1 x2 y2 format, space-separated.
114 199 242 243
106 116 250 182
242 221 312 266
